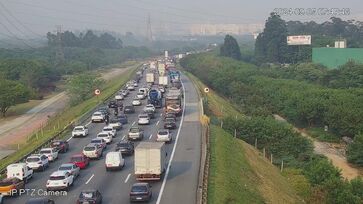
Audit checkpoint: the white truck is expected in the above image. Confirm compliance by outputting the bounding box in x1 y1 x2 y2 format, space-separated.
158 76 168 86
146 73 155 84
149 61 157 69
134 142 167 181
6 163 33 182
158 63 166 75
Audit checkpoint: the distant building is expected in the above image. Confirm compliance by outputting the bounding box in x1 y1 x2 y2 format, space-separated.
312 48 363 69
189 24 263 36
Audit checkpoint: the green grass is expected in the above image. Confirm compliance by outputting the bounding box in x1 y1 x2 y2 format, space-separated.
0 62 139 174
306 127 340 143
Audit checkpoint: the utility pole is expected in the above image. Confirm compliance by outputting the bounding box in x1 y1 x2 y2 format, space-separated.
146 14 153 43
55 25 64 66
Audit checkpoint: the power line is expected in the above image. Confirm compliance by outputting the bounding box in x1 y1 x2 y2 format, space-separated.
0 17 34 49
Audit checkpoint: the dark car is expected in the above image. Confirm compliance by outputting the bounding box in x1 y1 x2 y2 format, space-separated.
0 177 25 196
124 106 135 114
50 140 69 153
164 118 176 129
143 109 155 119
108 100 118 108
117 114 128 124
163 112 176 121
77 190 102 204
130 183 152 202
115 141 134 155
25 198 55 204
98 106 110 116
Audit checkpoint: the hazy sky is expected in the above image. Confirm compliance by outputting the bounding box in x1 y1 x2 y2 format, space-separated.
0 0 362 38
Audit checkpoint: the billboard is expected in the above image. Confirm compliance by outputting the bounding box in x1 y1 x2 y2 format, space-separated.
287 35 311 45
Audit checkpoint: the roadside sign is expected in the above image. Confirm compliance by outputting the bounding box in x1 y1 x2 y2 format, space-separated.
204 88 209 93
94 89 101 95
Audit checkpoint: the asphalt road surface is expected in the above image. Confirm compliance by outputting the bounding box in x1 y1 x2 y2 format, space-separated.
3 70 201 204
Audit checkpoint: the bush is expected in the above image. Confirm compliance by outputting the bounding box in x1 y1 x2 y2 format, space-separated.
347 134 363 166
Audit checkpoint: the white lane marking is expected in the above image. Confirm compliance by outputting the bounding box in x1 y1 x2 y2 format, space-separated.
132 121 135 126
156 120 160 126
66 136 73 142
160 113 163 116
124 173 131 183
85 174 94 184
122 135 126 140
149 134 153 140
85 121 92 127
156 79 186 204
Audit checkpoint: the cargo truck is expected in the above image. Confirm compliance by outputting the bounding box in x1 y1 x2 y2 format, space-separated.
148 89 162 108
158 63 166 75
146 73 155 84
134 142 167 181
158 75 168 86
165 87 182 116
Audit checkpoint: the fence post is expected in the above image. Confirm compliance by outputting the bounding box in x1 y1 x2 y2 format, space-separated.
220 120 223 128
255 138 258 148
281 160 284 172
263 148 266 158
270 154 273 164
234 129 237 138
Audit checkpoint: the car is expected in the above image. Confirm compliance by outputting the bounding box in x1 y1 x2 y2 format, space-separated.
108 100 118 108
90 138 107 149
138 88 149 96
117 114 128 124
127 84 135 91
156 129 172 143
129 183 152 202
72 125 89 137
46 171 74 191
70 154 89 169
83 144 103 159
143 104 155 112
136 92 146 100
109 119 122 130
124 105 135 114
102 126 117 137
164 117 177 129
39 148 58 162
132 98 142 106
121 89 129 96
25 198 55 204
159 86 165 93
115 94 124 100
133 82 138 87
6 163 33 182
77 190 102 204
138 114 150 125
58 163 80 178
26 154 49 171
50 140 69 153
115 141 134 155
105 152 125 171
91 111 105 123
0 177 25 196
97 132 113 144
143 109 155 119
163 112 177 121
128 127 144 141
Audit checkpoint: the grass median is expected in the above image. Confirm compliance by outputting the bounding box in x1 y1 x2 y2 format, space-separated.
0 62 139 174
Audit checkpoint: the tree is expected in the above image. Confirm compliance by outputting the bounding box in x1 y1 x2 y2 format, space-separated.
66 73 104 105
304 158 341 185
0 80 30 117
347 134 363 166
220 35 241 60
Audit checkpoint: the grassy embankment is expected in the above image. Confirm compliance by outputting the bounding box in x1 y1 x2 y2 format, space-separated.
0 62 140 173
186 72 303 204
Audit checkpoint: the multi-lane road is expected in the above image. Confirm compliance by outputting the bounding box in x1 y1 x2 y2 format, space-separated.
3 68 201 204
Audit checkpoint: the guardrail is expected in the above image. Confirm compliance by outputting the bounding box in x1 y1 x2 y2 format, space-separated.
0 66 140 177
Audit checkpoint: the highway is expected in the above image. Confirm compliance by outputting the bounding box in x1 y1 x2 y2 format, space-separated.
3 67 201 204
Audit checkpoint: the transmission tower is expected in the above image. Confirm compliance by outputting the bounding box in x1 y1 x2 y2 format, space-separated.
146 14 153 43
55 25 64 66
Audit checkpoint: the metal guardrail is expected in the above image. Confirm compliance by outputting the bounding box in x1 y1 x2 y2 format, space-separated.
0 66 140 177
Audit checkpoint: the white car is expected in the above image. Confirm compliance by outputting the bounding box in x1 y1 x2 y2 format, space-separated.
39 148 58 162
133 82 138 87
26 154 49 171
102 126 117 137
143 104 156 112
127 84 135 91
91 111 105 123
121 90 129 96
109 119 122 130
97 132 113 144
46 171 74 191
136 92 146 100
138 88 149 95
58 163 80 178
83 144 103 159
156 129 172 143
138 114 150 125
115 94 124 100
72 126 89 137
132 98 142 106
105 152 125 171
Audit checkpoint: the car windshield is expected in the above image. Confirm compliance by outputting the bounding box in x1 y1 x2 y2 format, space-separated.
117 143 129 147
91 139 102 143
52 142 61 146
131 185 147 193
80 192 95 198
74 127 84 131
93 113 101 116
49 176 65 180
110 119 118 123
130 128 139 133
84 146 96 151
103 128 112 131
98 134 108 138
71 156 83 162
40 150 51 154
26 157 39 162
139 115 148 119
59 166 72 171
166 118 175 122
158 131 168 135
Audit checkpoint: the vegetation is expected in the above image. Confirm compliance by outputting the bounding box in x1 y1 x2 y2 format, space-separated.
0 80 30 117
220 35 241 60
347 134 363 166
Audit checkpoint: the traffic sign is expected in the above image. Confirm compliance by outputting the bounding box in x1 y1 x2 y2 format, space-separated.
94 89 101 95
204 87 209 93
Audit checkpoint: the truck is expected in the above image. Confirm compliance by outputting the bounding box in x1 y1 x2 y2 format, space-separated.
134 142 167 181
158 75 168 86
149 61 157 69
169 70 180 83
148 89 162 108
157 63 166 75
165 87 182 116
146 73 155 84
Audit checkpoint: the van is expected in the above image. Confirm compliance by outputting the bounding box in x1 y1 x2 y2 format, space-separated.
105 152 124 171
6 163 33 182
